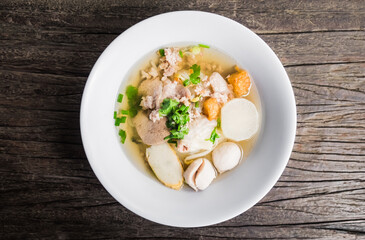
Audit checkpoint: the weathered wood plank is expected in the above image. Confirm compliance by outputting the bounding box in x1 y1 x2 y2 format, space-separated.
0 0 364 34
0 30 364 78
1 61 364 238
1 0 364 239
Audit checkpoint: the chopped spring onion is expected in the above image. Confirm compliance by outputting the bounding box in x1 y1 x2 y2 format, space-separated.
121 116 127 123
113 111 117 119
190 46 201 54
119 129 126 144
198 43 210 48
206 127 220 144
115 118 123 126
195 102 199 108
117 94 123 103
183 79 190 86
121 110 129 115
179 50 183 58
159 49 165 56
217 118 221 128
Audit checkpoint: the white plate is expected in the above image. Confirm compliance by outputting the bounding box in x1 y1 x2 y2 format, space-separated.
80 11 296 227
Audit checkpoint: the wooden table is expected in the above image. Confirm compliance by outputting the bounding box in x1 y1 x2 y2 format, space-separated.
1 0 364 239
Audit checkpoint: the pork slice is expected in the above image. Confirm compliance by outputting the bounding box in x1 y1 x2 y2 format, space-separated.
161 81 178 99
165 47 182 66
179 97 190 106
133 111 169 145
176 84 191 100
159 48 182 79
140 96 154 109
156 81 192 107
149 109 162 122
209 72 230 94
189 105 202 120
141 61 160 80
194 83 211 97
148 62 159 78
138 78 162 97
163 81 191 99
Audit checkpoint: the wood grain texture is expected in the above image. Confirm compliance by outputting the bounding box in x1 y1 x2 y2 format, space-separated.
1 0 364 239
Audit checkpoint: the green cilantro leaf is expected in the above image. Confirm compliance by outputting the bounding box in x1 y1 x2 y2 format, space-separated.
126 85 138 99
189 64 201 85
183 64 201 86
160 98 190 142
126 85 141 117
159 99 179 116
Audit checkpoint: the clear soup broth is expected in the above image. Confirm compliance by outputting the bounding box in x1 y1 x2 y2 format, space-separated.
115 44 261 187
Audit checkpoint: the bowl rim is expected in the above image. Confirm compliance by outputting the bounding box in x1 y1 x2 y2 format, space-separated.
80 10 297 227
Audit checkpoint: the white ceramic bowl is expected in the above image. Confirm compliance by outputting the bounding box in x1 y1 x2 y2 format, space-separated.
80 11 296 227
